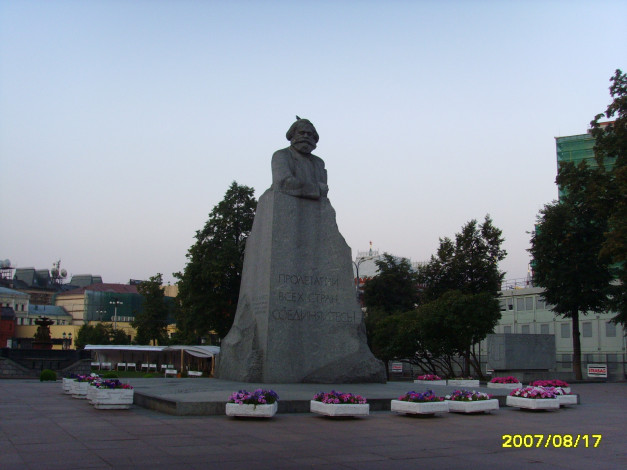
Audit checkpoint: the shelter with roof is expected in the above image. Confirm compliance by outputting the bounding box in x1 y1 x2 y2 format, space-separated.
85 345 220 376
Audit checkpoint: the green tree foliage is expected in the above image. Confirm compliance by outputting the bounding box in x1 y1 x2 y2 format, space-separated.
415 215 506 377
132 273 169 345
174 181 257 342
590 69 627 325
74 323 130 349
362 254 420 314
530 163 614 380
418 215 506 301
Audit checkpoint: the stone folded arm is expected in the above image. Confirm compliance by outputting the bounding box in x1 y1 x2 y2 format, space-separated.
271 148 329 199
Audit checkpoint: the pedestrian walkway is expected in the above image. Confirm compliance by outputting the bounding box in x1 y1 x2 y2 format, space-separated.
1 379 625 469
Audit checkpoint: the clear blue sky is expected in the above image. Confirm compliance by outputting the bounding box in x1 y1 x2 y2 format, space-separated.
1 0 625 285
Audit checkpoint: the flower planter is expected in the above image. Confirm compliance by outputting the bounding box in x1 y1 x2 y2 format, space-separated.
391 400 448 415
414 380 447 386
529 384 570 394
487 382 522 390
226 402 278 418
310 401 369 417
62 378 74 394
447 379 479 387
87 385 98 403
71 381 90 399
506 396 559 410
92 388 134 410
447 399 499 414
557 394 578 407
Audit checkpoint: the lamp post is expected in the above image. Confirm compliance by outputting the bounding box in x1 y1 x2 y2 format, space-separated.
352 256 374 302
62 332 72 350
110 298 123 330
62 332 68 350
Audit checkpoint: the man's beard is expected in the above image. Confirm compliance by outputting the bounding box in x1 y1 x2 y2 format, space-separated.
292 140 316 154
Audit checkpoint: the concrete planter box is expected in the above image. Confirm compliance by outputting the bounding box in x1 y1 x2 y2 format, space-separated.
92 389 134 410
86 384 98 403
447 399 499 414
413 380 446 386
71 381 90 399
487 382 522 390
62 378 74 394
506 396 559 410
391 400 448 415
557 394 578 407
447 379 479 387
226 402 277 418
310 401 369 417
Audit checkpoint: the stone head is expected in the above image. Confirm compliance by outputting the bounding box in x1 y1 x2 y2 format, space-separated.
286 119 318 154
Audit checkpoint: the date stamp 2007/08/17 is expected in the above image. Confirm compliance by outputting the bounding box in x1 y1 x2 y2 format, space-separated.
502 434 602 448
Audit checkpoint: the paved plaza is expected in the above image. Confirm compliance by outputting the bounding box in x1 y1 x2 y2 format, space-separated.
0 379 625 469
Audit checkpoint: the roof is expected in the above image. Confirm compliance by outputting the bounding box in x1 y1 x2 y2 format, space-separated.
0 286 30 298
57 283 139 296
28 305 70 317
84 345 220 358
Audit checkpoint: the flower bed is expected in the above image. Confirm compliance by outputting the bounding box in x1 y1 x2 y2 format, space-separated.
90 379 134 409
445 390 499 413
226 389 279 418
529 380 571 394
538 386 578 407
414 374 446 386
391 390 448 415
311 391 369 417
487 376 522 389
506 387 559 410
71 374 100 399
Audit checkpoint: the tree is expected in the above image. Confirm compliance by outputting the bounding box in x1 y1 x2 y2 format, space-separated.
415 216 506 377
132 273 169 345
174 182 257 342
74 323 130 349
418 215 506 302
530 162 614 380
590 69 627 325
362 254 420 314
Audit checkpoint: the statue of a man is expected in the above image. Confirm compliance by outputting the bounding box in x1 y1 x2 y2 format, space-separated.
271 118 329 199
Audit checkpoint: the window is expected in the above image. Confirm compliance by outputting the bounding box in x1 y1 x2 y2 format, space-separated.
503 326 512 334
521 325 530 334
516 298 525 311
585 354 595 363
582 322 592 338
536 297 546 310
560 323 570 338
606 322 616 337
525 297 533 311
607 354 617 370
540 324 549 334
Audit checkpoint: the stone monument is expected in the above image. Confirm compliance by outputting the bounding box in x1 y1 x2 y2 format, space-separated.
217 118 386 383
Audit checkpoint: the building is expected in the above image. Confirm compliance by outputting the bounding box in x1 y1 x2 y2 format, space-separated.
485 286 626 380
0 286 30 315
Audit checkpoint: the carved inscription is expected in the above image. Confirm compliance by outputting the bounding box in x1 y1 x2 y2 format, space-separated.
274 273 357 323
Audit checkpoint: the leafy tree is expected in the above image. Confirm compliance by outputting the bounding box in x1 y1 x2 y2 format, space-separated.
412 290 500 377
174 181 257 342
74 323 130 348
590 69 627 325
362 254 420 314
132 273 169 345
416 215 506 377
530 162 614 380
418 215 506 301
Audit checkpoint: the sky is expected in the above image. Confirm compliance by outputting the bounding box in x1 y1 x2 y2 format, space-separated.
1 0 626 286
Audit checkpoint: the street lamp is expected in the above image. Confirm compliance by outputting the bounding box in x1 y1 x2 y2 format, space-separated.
110 298 123 330
62 332 72 350
352 256 374 301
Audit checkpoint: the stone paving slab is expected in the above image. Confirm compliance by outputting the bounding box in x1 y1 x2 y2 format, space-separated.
1 380 625 470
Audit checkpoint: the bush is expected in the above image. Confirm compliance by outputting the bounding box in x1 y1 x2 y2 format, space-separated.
101 371 119 379
39 369 57 382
